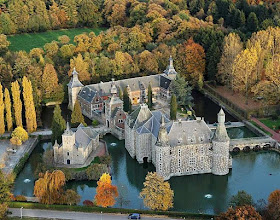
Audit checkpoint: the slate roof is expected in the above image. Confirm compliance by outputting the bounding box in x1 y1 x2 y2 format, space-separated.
88 74 160 96
128 104 153 129
75 124 98 148
167 120 212 147
213 109 230 142
79 86 98 103
160 74 172 90
68 69 84 88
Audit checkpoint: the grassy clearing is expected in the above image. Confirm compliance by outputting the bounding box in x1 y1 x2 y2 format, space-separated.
260 118 280 131
7 27 105 52
250 121 272 136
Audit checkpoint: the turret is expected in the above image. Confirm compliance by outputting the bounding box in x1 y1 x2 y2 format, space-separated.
163 55 177 77
155 114 171 180
110 79 118 96
68 68 84 110
211 108 230 175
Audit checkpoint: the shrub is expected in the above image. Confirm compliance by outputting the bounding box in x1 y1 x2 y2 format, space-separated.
99 155 112 165
83 200 94 207
271 114 279 120
92 120 99 127
14 195 27 202
13 153 30 176
11 127 28 145
86 163 108 180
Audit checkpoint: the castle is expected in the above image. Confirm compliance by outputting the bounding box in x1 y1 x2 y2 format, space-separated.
67 57 232 179
53 123 99 165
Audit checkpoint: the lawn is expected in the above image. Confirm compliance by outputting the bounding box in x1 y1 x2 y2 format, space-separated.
260 118 280 131
250 121 272 136
7 27 106 52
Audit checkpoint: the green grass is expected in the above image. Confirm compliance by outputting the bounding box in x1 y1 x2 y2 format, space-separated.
7 27 106 52
250 121 272 136
260 118 280 131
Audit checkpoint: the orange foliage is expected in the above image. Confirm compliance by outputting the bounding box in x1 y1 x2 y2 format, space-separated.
95 173 118 208
217 205 262 220
267 190 280 220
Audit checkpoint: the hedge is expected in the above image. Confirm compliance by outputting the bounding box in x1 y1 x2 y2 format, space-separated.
13 153 30 176
9 202 215 219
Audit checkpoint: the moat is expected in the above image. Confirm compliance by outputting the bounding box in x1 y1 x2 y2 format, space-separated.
13 91 279 214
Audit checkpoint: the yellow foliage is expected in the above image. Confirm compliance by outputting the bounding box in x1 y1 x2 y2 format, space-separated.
11 81 22 127
4 88 13 132
11 126 28 143
22 76 37 133
140 172 174 211
0 83 4 135
10 137 22 146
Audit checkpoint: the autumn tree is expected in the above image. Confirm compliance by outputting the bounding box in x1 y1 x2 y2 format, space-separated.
232 48 258 104
0 83 4 135
10 126 28 146
42 64 59 100
34 170 66 204
147 84 153 109
78 0 100 27
61 0 78 27
267 190 280 220
170 94 177 120
22 77 37 133
11 81 22 127
4 88 13 132
140 172 174 211
86 163 108 180
0 170 14 219
0 34 10 54
217 33 243 89
217 205 262 220
69 53 91 83
95 173 118 207
62 189 81 205
71 100 85 127
51 105 66 144
138 50 158 74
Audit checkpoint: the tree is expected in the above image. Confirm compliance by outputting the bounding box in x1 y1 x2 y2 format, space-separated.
0 34 10 54
232 48 258 104
10 126 28 146
217 205 262 220
95 173 118 207
247 12 258 32
170 94 177 120
267 190 280 220
86 163 108 180
217 33 243 89
170 74 193 108
62 189 81 205
69 53 91 83
123 87 132 113
140 172 174 211
0 83 4 135
71 100 85 127
4 88 13 132
51 105 66 144
34 170 66 204
11 81 22 127
229 190 254 208
22 76 37 133
147 84 153 109
61 0 78 27
42 64 60 100
0 170 14 219
78 0 100 27
0 13 16 35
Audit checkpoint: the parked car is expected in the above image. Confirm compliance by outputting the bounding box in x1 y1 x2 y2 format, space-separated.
128 213 141 219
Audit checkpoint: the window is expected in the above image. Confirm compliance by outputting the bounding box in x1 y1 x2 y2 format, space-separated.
118 119 123 123
159 154 162 161
178 159 181 167
178 149 181 157
189 157 196 166
67 152 69 156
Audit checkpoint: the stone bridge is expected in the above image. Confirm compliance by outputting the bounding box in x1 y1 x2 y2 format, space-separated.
230 136 277 152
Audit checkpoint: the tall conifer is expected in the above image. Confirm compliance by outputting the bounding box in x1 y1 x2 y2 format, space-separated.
4 88 13 132
51 105 66 144
0 83 5 134
22 76 37 133
147 84 153 109
11 80 22 127
170 94 177 120
123 87 131 113
71 100 85 127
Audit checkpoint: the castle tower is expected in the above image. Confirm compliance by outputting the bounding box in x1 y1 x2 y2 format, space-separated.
155 115 171 180
62 122 76 164
163 55 177 78
68 68 84 110
211 108 230 175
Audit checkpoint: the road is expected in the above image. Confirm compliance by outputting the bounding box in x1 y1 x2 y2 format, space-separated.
8 208 177 220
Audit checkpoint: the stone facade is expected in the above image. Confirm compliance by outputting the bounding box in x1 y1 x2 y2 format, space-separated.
68 56 177 140
125 105 232 180
53 123 99 165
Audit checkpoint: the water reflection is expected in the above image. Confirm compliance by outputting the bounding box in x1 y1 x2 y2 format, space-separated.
13 136 280 214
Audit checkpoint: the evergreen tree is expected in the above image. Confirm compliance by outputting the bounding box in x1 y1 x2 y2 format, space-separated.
0 83 4 134
247 12 258 32
207 43 221 81
11 80 22 127
4 88 13 132
170 94 177 120
22 76 37 133
51 105 66 144
118 88 123 100
71 100 85 127
123 87 131 113
147 84 153 109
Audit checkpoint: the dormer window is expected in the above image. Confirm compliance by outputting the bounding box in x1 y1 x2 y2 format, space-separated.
178 138 182 144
